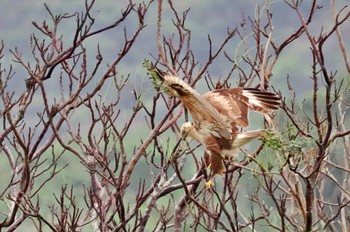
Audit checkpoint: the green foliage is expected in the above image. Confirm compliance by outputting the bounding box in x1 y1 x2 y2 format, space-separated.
261 126 310 155
257 126 312 172
142 59 163 91
260 130 284 151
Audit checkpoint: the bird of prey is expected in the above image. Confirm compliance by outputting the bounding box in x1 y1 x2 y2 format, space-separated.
152 68 281 175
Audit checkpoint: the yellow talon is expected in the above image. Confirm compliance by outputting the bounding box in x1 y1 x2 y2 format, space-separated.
205 180 214 189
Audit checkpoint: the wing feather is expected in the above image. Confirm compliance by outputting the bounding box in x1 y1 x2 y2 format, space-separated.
242 88 281 112
203 88 250 127
203 88 281 128
161 74 232 139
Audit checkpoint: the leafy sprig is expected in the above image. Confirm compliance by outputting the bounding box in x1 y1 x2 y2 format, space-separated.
260 130 284 150
142 59 163 91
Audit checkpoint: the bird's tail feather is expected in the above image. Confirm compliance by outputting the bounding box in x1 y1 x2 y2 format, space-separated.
232 130 264 148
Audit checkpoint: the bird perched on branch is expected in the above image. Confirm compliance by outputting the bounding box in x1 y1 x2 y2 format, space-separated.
149 67 281 175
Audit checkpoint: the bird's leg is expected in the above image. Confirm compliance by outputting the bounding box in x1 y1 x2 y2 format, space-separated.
179 137 191 155
169 137 187 161
204 178 215 189
179 125 193 153
204 167 215 189
202 151 220 189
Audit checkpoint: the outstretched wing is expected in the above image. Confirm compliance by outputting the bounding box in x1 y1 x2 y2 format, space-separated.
156 71 232 140
203 88 281 128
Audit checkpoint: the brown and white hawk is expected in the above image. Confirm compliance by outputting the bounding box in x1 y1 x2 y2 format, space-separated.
153 68 281 174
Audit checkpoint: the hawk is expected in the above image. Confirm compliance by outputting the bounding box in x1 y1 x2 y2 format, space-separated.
152 68 281 174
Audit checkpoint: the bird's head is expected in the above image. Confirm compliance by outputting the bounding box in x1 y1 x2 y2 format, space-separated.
181 122 195 140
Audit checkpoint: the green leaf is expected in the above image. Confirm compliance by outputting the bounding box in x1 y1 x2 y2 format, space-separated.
142 58 164 92
260 130 284 150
